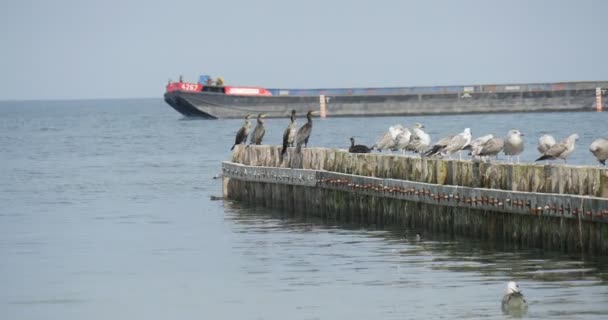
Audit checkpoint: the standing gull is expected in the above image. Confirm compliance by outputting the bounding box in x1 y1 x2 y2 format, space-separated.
230 114 252 150
249 113 266 145
535 134 579 163
501 281 528 316
443 128 472 160
372 125 402 152
407 123 431 155
394 127 412 154
504 129 524 163
537 134 556 154
476 137 504 162
423 134 455 158
589 138 608 166
466 134 494 160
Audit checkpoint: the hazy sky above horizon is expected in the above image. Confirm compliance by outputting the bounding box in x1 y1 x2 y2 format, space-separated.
1 0 607 100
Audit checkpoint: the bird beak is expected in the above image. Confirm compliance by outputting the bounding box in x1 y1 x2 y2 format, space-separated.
311 111 320 115
261 114 267 118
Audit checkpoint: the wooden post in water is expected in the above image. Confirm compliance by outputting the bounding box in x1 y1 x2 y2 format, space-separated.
319 95 327 118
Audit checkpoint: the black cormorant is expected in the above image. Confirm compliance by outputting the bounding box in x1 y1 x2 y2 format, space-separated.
349 137 371 153
295 110 317 153
230 114 252 150
249 113 266 145
280 110 297 158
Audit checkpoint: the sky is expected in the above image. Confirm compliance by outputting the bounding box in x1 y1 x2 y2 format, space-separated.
1 0 607 100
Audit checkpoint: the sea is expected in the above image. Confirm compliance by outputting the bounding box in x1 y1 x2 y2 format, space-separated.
1 99 608 319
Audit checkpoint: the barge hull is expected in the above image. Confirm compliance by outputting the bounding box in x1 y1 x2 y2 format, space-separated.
164 84 607 119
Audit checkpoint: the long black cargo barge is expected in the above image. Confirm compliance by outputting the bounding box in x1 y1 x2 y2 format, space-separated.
163 80 607 119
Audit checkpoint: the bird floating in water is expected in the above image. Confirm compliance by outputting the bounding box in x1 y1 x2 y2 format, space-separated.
535 134 579 163
230 114 252 150
295 110 318 153
348 137 371 153
249 113 266 145
589 138 608 166
504 129 524 163
280 110 297 159
501 281 528 316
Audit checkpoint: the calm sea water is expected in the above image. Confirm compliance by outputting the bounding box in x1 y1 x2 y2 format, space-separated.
1 99 607 319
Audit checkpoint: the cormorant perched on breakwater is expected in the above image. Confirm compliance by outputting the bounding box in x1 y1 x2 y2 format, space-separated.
249 113 266 145
349 137 371 153
230 114 252 150
280 110 297 158
295 110 318 153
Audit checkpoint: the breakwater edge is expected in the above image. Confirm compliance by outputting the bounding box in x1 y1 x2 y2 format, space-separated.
224 145 608 254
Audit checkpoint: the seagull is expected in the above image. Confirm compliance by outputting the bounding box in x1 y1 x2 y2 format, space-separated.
443 128 472 160
466 134 494 160
423 134 455 158
372 125 403 152
476 137 504 162
394 127 412 154
589 138 608 166
504 129 524 163
535 134 579 164
407 123 431 155
501 281 528 316
537 134 556 154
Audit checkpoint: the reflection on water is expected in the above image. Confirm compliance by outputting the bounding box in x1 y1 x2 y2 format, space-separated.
224 200 608 319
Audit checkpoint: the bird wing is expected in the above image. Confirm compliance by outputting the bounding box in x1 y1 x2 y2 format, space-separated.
590 138 608 160
479 138 504 156
544 142 568 158
445 134 468 153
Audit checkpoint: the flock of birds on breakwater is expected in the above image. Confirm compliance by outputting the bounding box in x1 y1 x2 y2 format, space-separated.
230 111 608 166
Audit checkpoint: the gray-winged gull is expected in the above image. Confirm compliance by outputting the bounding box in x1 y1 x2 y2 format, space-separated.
504 129 524 163
476 137 505 161
423 134 455 158
589 138 608 166
466 134 493 159
535 134 579 163
373 125 402 152
407 123 431 155
394 127 412 154
443 128 472 160
537 134 556 154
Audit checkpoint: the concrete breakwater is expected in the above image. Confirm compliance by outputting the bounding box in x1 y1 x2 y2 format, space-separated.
223 146 608 254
